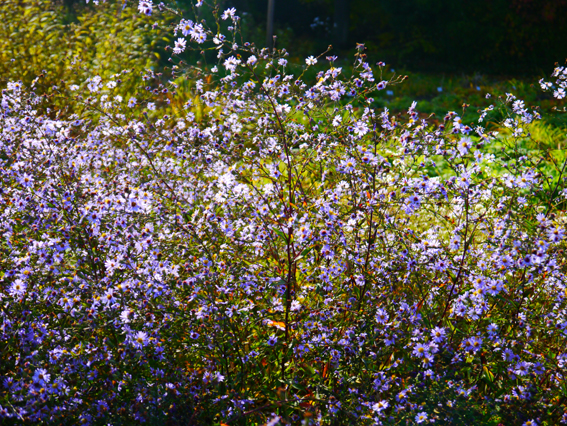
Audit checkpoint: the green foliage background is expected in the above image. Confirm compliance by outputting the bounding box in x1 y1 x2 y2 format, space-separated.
0 0 172 111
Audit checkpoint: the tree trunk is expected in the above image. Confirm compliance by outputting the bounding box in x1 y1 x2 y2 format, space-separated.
266 0 275 49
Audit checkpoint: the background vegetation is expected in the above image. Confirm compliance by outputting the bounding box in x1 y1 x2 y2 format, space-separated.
0 0 172 112
3 0 567 130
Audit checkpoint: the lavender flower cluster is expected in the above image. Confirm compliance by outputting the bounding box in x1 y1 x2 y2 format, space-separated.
0 1 566 424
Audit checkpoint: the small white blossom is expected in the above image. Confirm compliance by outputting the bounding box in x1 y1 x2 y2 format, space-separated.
305 56 317 66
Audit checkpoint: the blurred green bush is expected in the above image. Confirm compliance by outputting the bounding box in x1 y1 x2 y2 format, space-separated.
0 0 172 113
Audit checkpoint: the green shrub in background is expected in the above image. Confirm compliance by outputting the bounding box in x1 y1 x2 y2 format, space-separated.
0 0 172 114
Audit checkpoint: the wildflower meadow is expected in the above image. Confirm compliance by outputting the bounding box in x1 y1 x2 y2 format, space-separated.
1 1 567 425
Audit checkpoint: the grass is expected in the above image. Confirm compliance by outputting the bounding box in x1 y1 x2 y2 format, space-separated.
368 70 567 127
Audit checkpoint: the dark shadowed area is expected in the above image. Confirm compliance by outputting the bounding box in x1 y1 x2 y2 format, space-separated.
223 0 567 76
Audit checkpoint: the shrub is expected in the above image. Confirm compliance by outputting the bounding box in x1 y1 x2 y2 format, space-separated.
0 2 566 425
0 0 172 114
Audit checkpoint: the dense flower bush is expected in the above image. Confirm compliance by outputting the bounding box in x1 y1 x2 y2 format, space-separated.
1 1 567 424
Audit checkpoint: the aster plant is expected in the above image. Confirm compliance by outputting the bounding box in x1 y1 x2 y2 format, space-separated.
0 1 566 425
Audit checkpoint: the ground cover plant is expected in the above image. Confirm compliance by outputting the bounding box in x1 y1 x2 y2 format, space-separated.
1 1 567 424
